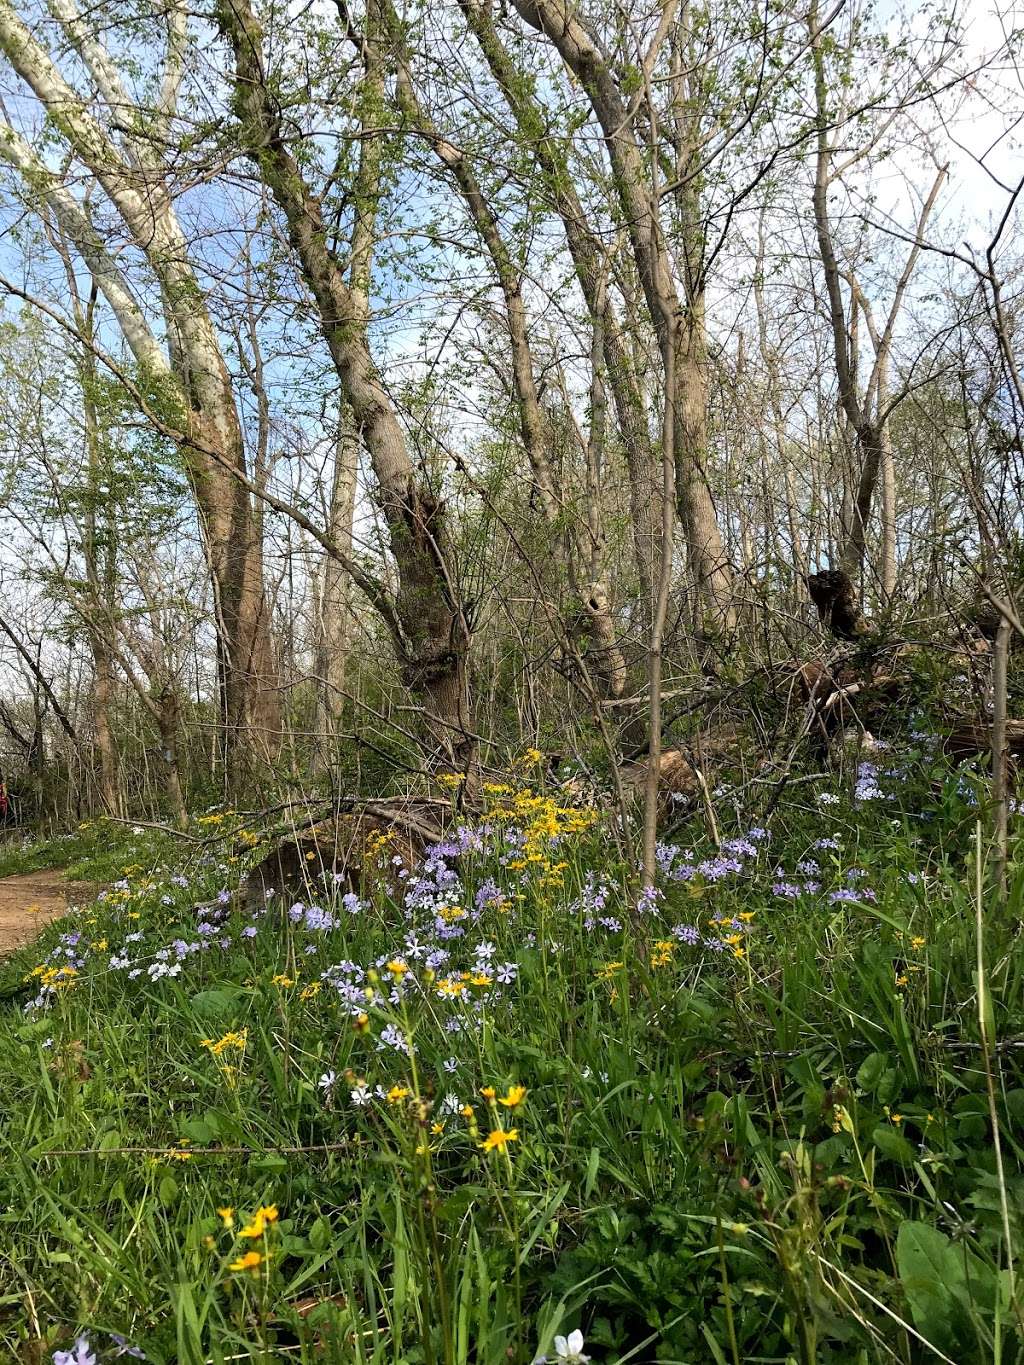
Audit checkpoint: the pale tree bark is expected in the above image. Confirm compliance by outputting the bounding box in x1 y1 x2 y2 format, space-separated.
315 416 360 756
0 0 281 787
49 238 121 816
217 0 476 771
808 2 946 603
507 0 734 624
383 2 626 698
457 0 662 618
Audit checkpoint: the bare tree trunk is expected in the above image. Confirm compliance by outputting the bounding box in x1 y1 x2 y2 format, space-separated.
218 0 476 771
0 3 281 788
315 417 359 759
156 689 188 829
509 0 734 623
458 0 661 614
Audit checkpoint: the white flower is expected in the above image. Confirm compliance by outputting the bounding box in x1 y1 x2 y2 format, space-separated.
553 1331 589 1363
350 1084 371 1106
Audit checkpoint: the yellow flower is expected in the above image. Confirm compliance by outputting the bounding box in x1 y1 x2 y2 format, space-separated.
229 1250 264 1273
480 1128 519 1152
431 1121 445 1135
911 936 926 950
460 1104 475 1118
352 1012 370 1033
239 1205 279 1238
498 1085 527 1109
737 911 756 922
385 960 409 977
272 974 295 988
480 1086 497 1101
167 1141 192 1162
201 1029 247 1057
300 982 321 1001
386 1085 410 1105
217 1206 235 1229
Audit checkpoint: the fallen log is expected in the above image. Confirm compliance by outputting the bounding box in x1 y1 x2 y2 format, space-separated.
241 798 444 910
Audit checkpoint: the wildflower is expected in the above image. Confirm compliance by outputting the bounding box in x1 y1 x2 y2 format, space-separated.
239 1205 278 1238
53 1337 97 1365
386 1084 410 1105
385 959 409 977
547 1330 590 1364
353 1012 370 1033
108 1333 146 1360
911 936 926 950
217 1206 235 1229
272 974 295 988
318 1070 337 1093
480 1127 518 1152
350 1082 371 1106
499 1084 527 1108
201 1030 247 1057
229 1250 265 1274
480 1086 497 1101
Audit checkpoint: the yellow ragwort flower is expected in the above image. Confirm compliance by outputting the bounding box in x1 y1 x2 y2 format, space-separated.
498 1085 527 1109
239 1205 279 1239
480 1128 519 1152
229 1250 264 1273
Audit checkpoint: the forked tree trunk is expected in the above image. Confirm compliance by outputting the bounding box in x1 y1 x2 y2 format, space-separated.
218 0 476 771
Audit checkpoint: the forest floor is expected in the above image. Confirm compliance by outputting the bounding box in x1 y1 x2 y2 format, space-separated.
0 870 89 953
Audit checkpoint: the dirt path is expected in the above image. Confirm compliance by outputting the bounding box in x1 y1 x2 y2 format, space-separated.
0 871 93 954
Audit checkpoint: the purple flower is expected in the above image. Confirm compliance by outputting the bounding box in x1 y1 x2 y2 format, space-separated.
672 923 700 945
217 888 231 905
636 884 661 915
109 1333 146 1360
722 837 758 859
241 925 257 939
829 887 875 904
772 881 801 899
53 1338 97 1365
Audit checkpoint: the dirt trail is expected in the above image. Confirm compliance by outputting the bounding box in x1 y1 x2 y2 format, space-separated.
0 871 93 954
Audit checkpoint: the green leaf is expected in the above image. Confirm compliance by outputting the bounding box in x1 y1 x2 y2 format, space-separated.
188 988 246 1020
871 1125 915 1164
896 1221 969 1354
856 1051 888 1092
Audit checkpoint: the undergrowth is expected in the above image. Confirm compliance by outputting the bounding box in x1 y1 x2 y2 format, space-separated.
0 746 1022 1363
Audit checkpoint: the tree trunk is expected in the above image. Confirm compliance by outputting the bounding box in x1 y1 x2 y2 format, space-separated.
218 0 476 772
156 690 188 829
315 418 359 762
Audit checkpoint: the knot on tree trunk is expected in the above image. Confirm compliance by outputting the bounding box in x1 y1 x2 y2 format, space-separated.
807 569 870 640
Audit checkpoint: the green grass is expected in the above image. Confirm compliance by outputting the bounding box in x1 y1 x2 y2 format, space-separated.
0 757 1022 1363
